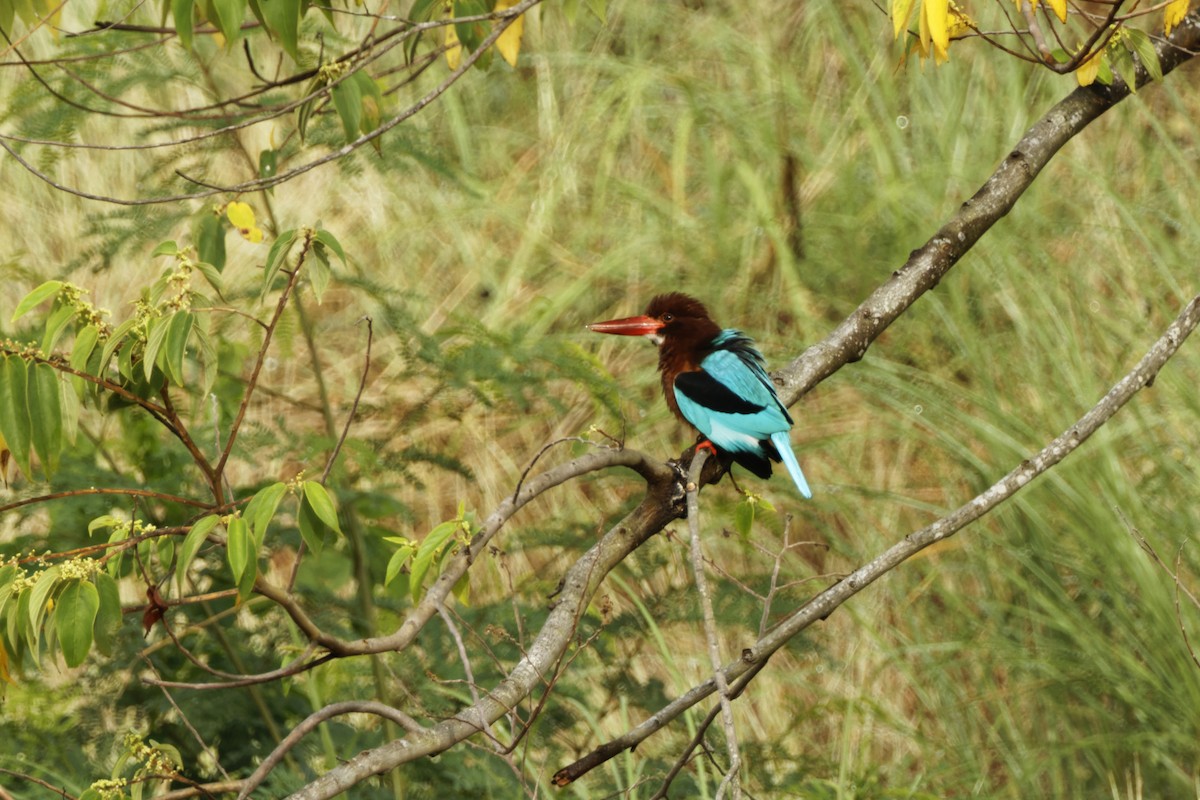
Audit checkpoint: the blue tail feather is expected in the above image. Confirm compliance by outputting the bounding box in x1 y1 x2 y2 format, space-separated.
769 431 812 499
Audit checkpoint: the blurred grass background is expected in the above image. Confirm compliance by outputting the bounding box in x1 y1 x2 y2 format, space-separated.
2 0 1199 797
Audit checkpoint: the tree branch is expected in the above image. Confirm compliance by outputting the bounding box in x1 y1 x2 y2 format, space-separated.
555 292 1200 784
774 10 1200 407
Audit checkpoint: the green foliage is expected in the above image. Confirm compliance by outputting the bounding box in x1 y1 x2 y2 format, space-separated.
1 0 1199 798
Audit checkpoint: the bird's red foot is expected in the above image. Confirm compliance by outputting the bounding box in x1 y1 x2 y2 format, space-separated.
695 439 719 456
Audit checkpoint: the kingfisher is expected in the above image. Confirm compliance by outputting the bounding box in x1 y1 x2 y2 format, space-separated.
588 292 812 498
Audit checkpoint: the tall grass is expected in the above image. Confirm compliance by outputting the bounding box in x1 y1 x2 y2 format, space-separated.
2 0 1198 796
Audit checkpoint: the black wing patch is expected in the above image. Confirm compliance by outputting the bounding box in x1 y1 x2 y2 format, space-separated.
674 370 765 415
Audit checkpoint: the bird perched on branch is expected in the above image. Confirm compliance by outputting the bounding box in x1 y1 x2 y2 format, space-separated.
588 292 812 498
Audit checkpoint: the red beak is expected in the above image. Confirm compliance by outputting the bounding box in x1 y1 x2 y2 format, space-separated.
586 315 664 336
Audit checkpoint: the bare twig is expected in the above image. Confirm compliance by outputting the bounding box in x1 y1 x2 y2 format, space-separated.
684 449 741 799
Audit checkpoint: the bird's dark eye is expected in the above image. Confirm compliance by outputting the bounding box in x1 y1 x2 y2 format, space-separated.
662 313 674 322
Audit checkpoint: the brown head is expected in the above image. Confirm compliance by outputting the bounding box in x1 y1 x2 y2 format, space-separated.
587 292 723 420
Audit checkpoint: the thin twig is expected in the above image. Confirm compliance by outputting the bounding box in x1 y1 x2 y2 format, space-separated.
684 449 741 799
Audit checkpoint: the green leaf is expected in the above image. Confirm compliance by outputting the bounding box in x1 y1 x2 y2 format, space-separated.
261 228 298 303
160 310 194 386
41 300 76 354
259 0 301 61
56 580 100 668
244 482 287 548
0 357 33 479
143 316 170 382
69 324 100 395
225 520 255 599
1110 42 1137 92
11 280 63 323
193 261 224 295
331 75 363 142
99 317 138 373
404 0 440 64
193 208 226 272
1124 28 1162 82
226 516 255 591
28 565 62 636
297 494 327 555
93 572 122 656
734 496 754 540
172 0 195 49
410 520 458 604
209 0 246 44
259 148 278 181
29 362 63 478
310 239 333 294
384 542 414 586
176 514 219 595
296 78 321 143
152 240 180 258
313 229 347 265
302 481 342 535
453 0 490 53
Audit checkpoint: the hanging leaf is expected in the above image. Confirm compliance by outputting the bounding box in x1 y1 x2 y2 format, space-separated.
891 0 916 39
261 228 299 303
384 540 415 586
160 310 194 386
226 516 256 596
301 481 343 535
258 0 302 61
11 280 63 323
493 0 524 67
331 75 364 142
28 363 63 479
68 324 100 396
1047 0 1067 22
41 301 76 354
404 0 440 64
27 565 62 644
297 492 328 554
410 520 459 603
56 580 100 668
1109 42 1138 91
1165 0 1190 34
0 357 33 479
1124 28 1163 82
209 0 246 45
93 572 122 656
923 0 950 61
193 208 227 272
176 515 219 596
244 482 287 547
259 148 278 182
173 0 195 49
226 201 264 243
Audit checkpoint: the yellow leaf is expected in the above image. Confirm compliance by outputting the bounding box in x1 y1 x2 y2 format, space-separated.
226 201 256 230
445 21 462 70
1075 47 1102 86
924 0 950 58
494 0 524 67
1164 0 1190 34
226 202 264 243
1047 0 1067 22
948 5 973 39
892 0 917 39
